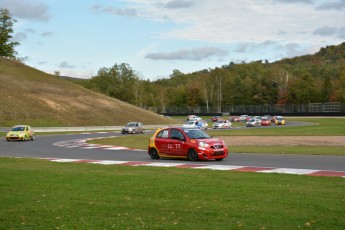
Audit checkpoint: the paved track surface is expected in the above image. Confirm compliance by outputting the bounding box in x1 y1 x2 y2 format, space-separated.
1 130 345 178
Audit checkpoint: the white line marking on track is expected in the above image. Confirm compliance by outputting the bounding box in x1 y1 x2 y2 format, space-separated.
90 160 130 165
197 165 245 170
260 168 319 175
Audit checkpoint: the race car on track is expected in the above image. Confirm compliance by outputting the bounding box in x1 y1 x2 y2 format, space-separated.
246 118 261 127
211 116 221 122
213 120 232 129
230 116 240 122
148 127 228 161
186 115 202 121
6 125 34 141
275 116 286 125
183 120 208 130
121 122 144 134
260 117 272 126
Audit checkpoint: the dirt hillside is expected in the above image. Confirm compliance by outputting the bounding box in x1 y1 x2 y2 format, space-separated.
0 57 175 126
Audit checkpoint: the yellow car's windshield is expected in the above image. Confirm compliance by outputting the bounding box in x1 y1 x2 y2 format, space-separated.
11 126 25 131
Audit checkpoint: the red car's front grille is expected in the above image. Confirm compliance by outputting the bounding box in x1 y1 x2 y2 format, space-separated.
211 145 223 149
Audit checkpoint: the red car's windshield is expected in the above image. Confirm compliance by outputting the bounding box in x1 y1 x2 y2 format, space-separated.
183 129 211 139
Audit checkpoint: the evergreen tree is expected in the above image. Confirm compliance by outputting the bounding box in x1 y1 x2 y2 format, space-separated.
0 8 19 58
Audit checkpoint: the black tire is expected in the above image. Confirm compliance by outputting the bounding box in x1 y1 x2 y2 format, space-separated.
216 158 224 161
187 149 199 161
149 148 160 159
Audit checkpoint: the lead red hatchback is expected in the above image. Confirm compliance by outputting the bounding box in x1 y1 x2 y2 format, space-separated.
148 127 228 161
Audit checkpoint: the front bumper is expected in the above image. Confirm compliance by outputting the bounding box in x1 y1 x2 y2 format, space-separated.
197 147 228 160
121 129 134 134
6 136 24 141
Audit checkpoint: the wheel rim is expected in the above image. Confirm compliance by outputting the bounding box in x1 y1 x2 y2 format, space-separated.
187 149 199 161
149 148 160 159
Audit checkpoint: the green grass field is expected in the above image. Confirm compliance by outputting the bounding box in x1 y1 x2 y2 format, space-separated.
1 158 344 229
2 117 345 229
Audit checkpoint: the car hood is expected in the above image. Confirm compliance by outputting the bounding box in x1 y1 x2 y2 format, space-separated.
197 138 224 145
7 131 23 135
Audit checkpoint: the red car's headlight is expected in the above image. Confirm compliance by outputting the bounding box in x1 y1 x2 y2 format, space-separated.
199 141 209 147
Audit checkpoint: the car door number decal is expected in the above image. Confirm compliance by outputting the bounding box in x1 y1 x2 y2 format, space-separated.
161 143 181 149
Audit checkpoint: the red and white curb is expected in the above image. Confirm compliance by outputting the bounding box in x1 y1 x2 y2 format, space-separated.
52 138 345 178
40 158 345 178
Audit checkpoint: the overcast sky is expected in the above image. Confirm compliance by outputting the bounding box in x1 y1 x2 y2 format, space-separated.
1 0 344 80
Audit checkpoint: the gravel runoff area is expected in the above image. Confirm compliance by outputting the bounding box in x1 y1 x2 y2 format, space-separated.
221 136 345 146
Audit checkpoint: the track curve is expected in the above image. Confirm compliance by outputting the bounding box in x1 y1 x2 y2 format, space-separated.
1 130 345 175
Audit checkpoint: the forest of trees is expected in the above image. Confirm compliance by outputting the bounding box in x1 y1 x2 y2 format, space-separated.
75 42 345 113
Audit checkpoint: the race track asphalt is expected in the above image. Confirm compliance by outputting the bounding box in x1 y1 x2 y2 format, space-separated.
1 130 345 173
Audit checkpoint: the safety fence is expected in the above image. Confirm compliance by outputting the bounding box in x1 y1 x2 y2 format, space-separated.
143 102 345 116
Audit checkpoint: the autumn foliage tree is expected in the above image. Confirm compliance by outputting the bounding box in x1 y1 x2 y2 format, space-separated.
76 42 345 112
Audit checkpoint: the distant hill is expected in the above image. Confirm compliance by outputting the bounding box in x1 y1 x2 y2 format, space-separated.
71 42 345 113
0 57 176 127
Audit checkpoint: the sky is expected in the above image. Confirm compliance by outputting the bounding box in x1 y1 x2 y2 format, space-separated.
1 0 345 80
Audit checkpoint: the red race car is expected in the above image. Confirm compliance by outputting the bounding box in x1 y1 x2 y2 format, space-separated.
211 116 221 122
260 117 272 126
148 127 228 161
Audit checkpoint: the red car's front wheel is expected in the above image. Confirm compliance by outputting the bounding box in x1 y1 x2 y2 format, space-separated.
187 149 199 161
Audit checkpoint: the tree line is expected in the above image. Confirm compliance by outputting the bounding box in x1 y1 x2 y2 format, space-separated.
75 42 345 113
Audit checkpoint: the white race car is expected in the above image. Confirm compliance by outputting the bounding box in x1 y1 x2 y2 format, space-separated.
213 120 232 129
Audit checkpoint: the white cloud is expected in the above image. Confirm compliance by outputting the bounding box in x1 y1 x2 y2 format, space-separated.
91 4 137 17
1 0 50 21
42 31 53 37
8 0 345 80
313 26 337 36
145 47 228 60
338 27 345 39
58 61 75 69
317 0 345 10
127 0 344 45
164 0 195 9
13 32 27 42
274 0 314 4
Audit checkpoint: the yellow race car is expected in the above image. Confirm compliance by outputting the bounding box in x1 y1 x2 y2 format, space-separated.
6 125 35 141
274 116 286 125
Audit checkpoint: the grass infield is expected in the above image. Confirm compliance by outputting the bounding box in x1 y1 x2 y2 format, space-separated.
1 157 345 229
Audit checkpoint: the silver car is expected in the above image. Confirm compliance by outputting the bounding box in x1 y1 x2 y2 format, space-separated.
121 122 144 134
246 118 261 127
